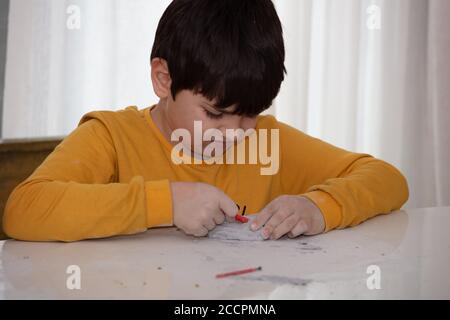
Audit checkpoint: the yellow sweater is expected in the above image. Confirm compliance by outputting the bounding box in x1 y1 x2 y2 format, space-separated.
3 105 409 241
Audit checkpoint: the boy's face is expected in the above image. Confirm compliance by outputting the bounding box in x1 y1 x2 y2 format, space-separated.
151 58 257 155
164 90 257 153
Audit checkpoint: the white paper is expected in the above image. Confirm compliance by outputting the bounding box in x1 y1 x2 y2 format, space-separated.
208 215 265 241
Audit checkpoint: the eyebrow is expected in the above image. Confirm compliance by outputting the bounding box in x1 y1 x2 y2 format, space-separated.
203 102 236 114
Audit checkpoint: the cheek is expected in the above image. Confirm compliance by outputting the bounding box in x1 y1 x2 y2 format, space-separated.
178 107 215 131
167 106 195 131
242 117 258 130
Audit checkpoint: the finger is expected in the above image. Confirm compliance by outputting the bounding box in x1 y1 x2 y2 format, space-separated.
271 215 300 240
217 190 239 219
213 211 225 225
193 226 209 237
287 220 309 238
250 203 276 231
203 219 216 231
225 215 235 223
225 203 239 223
262 210 293 239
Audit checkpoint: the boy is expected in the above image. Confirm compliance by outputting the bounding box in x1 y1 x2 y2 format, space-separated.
3 0 408 242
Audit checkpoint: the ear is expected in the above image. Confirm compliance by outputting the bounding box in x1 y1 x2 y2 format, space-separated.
150 58 172 99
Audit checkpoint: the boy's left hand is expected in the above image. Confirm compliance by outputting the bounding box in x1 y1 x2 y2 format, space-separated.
250 195 325 240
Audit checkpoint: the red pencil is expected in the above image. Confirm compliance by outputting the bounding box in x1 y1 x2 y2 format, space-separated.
235 215 249 223
216 266 262 279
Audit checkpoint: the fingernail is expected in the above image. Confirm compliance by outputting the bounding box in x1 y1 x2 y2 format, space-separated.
262 229 269 239
251 223 257 231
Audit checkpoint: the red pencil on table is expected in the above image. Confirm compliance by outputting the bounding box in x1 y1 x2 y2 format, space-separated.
216 266 262 279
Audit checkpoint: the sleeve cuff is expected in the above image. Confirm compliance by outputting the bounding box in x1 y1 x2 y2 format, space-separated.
145 180 173 228
301 190 342 232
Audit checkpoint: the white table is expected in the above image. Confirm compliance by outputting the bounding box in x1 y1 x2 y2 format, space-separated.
0 207 449 299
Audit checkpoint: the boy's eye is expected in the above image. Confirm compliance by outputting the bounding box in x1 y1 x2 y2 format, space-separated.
204 109 224 119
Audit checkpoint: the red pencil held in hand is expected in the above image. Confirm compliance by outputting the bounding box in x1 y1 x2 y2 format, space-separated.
235 215 249 223
234 204 248 223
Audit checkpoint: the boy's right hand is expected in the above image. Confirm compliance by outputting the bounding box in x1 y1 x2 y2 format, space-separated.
170 182 238 237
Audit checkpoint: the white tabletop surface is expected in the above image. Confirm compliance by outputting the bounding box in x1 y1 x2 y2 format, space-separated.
0 207 449 299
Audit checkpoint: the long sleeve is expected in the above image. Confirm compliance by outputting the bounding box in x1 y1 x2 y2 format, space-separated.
278 121 409 232
3 119 173 242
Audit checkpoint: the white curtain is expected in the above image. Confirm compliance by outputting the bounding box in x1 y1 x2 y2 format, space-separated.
3 0 450 209
272 0 450 209
3 0 170 138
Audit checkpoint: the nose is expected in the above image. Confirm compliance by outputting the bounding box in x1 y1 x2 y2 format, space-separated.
216 115 257 142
